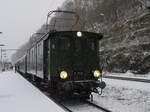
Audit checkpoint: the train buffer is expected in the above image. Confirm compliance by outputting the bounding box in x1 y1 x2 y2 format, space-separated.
0 71 65 112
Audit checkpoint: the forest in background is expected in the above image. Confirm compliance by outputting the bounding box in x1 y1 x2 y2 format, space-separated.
12 0 150 74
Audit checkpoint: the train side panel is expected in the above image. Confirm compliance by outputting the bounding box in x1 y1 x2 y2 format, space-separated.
27 50 30 74
37 41 44 78
17 55 26 74
28 47 36 75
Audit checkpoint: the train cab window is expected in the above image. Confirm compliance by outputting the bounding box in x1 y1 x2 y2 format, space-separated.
52 44 55 49
86 39 96 51
58 38 70 50
75 40 82 52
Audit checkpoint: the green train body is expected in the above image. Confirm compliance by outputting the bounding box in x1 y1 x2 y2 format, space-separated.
16 31 106 98
16 11 105 98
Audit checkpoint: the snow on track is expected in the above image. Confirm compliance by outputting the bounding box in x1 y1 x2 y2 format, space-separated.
93 76 150 112
62 100 104 112
103 77 150 92
0 71 65 112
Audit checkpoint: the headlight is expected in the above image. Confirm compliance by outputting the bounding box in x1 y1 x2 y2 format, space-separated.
60 71 68 79
93 70 101 78
77 31 82 37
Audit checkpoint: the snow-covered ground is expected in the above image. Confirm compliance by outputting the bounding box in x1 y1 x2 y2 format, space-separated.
0 71 65 112
93 77 150 112
36 71 150 112
104 71 150 79
1 71 150 112
65 72 150 112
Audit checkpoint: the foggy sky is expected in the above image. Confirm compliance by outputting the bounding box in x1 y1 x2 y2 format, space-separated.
0 0 65 61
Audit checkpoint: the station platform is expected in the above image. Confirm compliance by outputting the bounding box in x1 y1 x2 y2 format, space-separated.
0 71 65 112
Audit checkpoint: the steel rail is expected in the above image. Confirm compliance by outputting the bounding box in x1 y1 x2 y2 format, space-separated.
50 97 73 112
83 100 112 112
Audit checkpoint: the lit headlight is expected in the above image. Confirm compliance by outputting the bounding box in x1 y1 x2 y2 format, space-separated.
60 71 68 79
77 31 82 37
93 70 101 78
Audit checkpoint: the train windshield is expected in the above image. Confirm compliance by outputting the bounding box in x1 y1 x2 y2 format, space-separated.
86 39 97 51
74 39 97 52
56 34 99 52
58 38 71 50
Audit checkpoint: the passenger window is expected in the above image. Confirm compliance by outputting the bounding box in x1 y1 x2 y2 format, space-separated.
38 45 40 55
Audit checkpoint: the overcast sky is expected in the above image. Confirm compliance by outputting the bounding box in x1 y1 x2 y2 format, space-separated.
0 0 65 61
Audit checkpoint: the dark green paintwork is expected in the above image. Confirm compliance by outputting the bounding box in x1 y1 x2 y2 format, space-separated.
45 31 103 82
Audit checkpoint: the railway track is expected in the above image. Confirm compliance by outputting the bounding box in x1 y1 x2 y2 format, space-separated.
38 86 111 112
83 100 112 112
104 75 150 83
58 99 111 112
49 97 73 112
47 93 111 112
25 75 110 112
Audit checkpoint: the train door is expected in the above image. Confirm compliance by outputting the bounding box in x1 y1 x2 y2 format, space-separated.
44 38 50 80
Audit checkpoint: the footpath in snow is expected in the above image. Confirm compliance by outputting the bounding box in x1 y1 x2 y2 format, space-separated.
0 71 65 112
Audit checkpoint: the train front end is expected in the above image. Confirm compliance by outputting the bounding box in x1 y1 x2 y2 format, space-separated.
48 31 106 98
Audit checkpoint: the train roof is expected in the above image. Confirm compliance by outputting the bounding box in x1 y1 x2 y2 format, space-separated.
47 31 103 40
46 10 83 31
27 30 103 52
35 31 103 44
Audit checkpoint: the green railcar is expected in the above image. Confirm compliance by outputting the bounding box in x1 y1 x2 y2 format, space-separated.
16 10 106 99
42 31 105 97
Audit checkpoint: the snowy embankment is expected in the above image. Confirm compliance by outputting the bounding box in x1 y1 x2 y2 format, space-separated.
58 72 150 112
66 76 150 112
1 71 150 112
104 71 150 79
93 73 150 112
0 71 65 112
